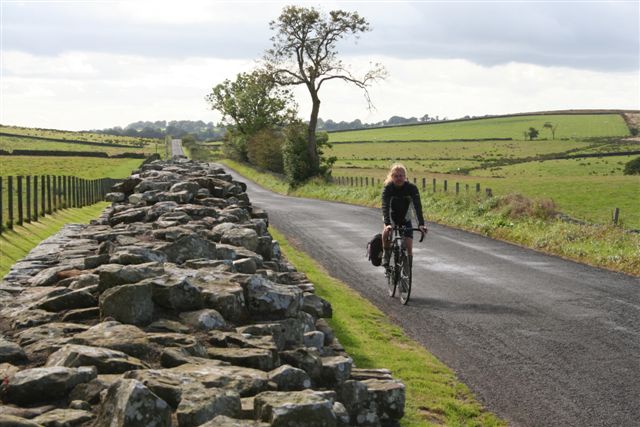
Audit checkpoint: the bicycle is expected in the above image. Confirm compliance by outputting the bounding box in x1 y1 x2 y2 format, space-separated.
385 225 425 305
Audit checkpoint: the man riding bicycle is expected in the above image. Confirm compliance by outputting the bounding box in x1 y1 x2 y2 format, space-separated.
381 163 428 268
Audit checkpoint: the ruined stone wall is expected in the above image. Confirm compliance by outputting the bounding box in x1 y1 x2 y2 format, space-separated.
0 158 405 427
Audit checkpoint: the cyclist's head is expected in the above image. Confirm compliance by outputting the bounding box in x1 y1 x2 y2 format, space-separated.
385 163 408 186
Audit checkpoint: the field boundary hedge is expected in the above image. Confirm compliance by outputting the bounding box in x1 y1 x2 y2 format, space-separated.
0 149 146 158
0 131 143 148
332 137 513 144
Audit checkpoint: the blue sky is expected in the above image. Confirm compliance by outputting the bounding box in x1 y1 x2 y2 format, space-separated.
1 0 638 130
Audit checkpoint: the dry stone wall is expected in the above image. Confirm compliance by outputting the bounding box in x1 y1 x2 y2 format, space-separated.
0 158 405 427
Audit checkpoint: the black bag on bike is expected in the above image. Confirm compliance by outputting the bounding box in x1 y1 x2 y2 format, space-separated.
367 233 383 267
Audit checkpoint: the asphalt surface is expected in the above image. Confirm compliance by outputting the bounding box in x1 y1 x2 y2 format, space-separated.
221 166 640 427
171 139 185 157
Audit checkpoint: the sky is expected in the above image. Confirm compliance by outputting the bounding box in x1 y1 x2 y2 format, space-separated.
1 0 639 131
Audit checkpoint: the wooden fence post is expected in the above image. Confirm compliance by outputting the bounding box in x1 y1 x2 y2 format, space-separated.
486 188 493 197
365 177 369 187
0 176 3 232
476 183 481 193
455 182 460 195
422 177 426 190
465 184 469 193
613 208 620 225
26 176 31 223
52 175 57 213
432 178 436 193
8 176 14 229
444 180 448 192
41 175 46 217
57 176 62 209
33 176 38 221
17 176 24 226
46 175 52 214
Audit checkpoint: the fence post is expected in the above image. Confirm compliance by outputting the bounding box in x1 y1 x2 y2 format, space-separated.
52 175 57 213
476 183 480 193
26 176 31 223
432 178 436 193
46 175 52 214
465 184 469 193
350 177 353 186
0 177 3 233
41 175 46 217
444 180 448 192
365 177 369 187
17 176 24 226
455 182 460 195
8 176 14 229
422 177 426 190
486 188 493 198
57 176 62 209
33 176 38 221
613 208 620 225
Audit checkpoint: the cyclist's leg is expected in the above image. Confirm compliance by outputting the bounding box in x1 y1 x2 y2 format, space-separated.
402 220 414 256
382 225 392 267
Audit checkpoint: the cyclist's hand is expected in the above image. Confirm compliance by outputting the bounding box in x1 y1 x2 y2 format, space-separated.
384 224 393 232
419 225 428 235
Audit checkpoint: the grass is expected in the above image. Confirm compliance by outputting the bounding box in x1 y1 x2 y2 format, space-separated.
221 160 640 276
1 156 144 179
270 226 505 427
0 134 156 156
0 202 109 280
328 114 630 143
0 124 159 147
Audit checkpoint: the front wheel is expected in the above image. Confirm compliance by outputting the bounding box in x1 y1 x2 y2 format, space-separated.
386 266 396 297
398 253 412 305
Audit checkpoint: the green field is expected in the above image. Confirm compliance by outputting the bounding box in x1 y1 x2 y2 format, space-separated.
0 125 158 146
1 156 143 179
329 114 630 143
0 134 157 156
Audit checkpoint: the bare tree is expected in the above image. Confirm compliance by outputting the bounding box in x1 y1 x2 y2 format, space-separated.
264 5 387 173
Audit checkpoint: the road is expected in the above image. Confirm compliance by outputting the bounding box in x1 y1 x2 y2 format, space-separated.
171 139 185 157
223 166 640 427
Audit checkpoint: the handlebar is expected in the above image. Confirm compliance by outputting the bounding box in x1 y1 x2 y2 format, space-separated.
389 225 426 243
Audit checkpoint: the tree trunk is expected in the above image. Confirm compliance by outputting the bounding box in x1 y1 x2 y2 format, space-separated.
307 95 321 173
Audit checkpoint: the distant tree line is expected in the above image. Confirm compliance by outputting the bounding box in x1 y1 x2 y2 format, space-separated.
317 114 452 132
90 120 226 141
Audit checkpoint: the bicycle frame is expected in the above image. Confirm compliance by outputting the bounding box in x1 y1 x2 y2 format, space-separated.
385 225 425 305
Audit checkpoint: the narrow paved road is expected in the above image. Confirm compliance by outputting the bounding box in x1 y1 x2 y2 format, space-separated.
222 166 640 427
171 139 184 157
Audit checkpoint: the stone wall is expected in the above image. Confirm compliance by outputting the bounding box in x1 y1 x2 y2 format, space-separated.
0 158 405 427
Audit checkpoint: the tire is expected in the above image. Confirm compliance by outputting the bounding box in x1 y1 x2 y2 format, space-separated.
386 265 396 297
398 252 412 305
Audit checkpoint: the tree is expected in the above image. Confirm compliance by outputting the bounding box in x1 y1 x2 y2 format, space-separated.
543 122 558 139
623 156 640 175
205 70 296 137
264 5 386 176
527 127 539 140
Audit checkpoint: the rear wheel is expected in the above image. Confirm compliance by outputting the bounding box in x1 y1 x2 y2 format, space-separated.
398 252 412 305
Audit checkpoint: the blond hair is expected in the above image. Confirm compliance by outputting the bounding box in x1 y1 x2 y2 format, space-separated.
384 163 408 185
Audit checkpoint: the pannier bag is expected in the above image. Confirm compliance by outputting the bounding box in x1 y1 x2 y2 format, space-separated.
367 233 383 267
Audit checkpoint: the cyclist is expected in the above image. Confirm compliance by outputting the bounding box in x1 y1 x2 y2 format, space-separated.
381 163 427 268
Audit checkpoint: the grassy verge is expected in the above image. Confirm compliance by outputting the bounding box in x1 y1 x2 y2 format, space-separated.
270 226 505 426
0 202 109 279
221 160 640 276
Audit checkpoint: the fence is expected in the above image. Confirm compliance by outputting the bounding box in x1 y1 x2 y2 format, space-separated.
334 176 493 198
0 175 120 234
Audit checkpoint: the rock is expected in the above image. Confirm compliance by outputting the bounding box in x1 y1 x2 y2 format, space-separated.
0 414 42 427
302 294 333 319
30 265 79 287
100 283 154 326
61 307 100 322
279 348 323 383
45 344 148 374
320 356 353 387
97 262 164 293
69 322 152 359
315 319 335 346
176 385 241 427
0 339 27 364
69 400 91 410
146 201 179 221
207 347 277 371
233 258 257 274
171 362 271 397
221 228 259 252
147 319 190 334
362 379 405 421
109 247 167 265
179 309 226 331
10 309 57 329
2 366 97 405
303 331 325 350
109 206 149 226
69 377 117 404
170 181 200 195
156 234 217 264
201 415 269 427
254 390 337 427
338 380 378 426
94 379 172 427
151 276 204 311
268 364 312 391
199 278 247 323
31 408 93 426
35 288 97 312
105 192 126 202
243 276 303 320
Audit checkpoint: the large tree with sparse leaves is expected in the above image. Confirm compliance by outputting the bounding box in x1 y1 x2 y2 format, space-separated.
264 5 386 174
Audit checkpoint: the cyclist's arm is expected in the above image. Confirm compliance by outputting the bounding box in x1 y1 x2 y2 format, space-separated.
411 185 425 226
381 184 392 225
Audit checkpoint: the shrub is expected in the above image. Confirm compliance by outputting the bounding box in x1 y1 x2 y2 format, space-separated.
222 131 248 161
247 127 285 173
494 193 557 220
623 156 640 175
282 122 313 184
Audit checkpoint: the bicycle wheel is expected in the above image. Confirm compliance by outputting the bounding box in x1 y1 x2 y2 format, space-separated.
386 265 396 297
398 252 412 305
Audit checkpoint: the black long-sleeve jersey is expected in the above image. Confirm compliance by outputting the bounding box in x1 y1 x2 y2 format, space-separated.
381 181 425 226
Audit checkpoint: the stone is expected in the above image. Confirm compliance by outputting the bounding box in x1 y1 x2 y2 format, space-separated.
109 247 167 265
2 366 97 405
179 309 226 331
147 319 190 334
45 344 148 374
170 181 200 195
151 276 204 311
201 415 269 427
207 347 277 371
97 262 164 293
268 364 312 391
61 307 100 322
279 348 323 383
242 276 303 320
221 227 259 252
303 331 325 350
69 322 152 359
156 234 217 264
100 283 154 326
362 379 405 421
35 288 97 312
0 414 42 427
30 265 79 287
69 377 118 404
233 258 257 274
146 201 179 221
0 339 27 364
94 379 172 427
31 408 94 426
69 400 92 410
105 192 126 202
338 380 378 426
254 390 337 427
176 385 241 427
84 254 111 269
302 294 333 319
109 206 149 226
320 356 353 387
316 319 335 346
